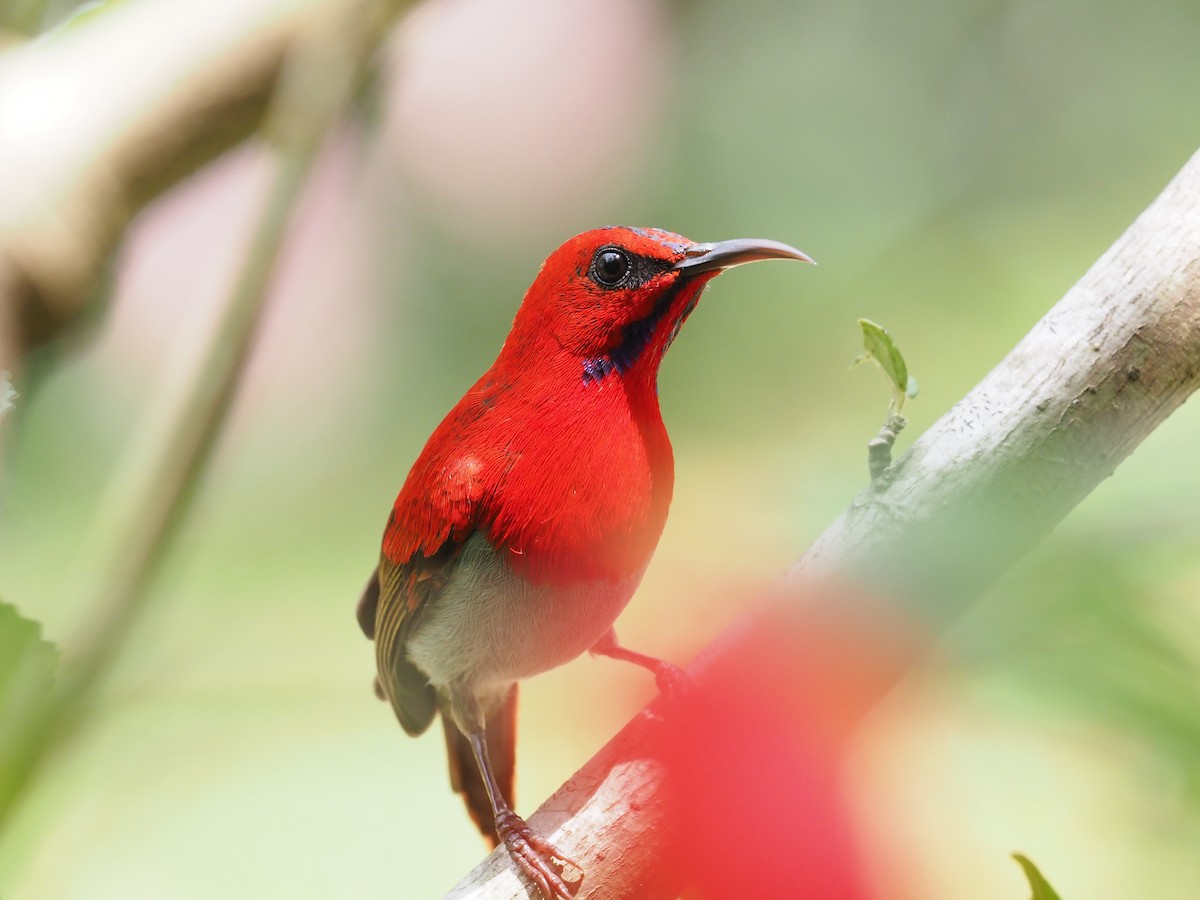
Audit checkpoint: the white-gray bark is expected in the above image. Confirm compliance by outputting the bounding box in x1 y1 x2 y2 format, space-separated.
448 149 1200 898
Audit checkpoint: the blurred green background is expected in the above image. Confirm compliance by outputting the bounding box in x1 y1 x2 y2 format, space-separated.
3 0 1200 896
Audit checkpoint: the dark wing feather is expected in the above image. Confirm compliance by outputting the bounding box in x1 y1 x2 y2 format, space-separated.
356 571 379 639
371 542 459 736
365 414 496 736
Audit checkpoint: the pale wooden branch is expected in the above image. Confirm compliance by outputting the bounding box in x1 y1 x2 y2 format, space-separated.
0 0 397 376
448 148 1200 898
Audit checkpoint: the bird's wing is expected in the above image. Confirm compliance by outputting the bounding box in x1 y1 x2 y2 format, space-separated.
359 445 493 736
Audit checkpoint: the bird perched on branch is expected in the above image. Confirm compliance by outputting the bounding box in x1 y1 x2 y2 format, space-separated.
358 226 812 899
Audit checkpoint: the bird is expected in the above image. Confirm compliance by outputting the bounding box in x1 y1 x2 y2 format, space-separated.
357 226 813 899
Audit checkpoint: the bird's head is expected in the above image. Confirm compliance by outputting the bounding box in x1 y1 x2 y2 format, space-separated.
506 226 813 385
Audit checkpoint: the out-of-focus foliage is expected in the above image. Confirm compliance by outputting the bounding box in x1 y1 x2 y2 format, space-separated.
957 530 1200 794
0 601 59 820
2 0 1200 897
1013 854 1064 900
0 602 58 715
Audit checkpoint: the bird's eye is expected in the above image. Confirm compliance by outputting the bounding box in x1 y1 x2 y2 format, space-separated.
591 248 631 287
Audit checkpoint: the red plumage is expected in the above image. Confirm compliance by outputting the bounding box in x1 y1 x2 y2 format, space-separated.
381 228 707 585
358 226 812 899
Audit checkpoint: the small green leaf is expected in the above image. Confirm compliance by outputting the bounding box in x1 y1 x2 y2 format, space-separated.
857 319 908 394
854 319 916 415
1013 853 1064 900
0 371 15 423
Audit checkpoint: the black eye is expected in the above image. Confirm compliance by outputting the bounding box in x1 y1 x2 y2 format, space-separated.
591 248 631 287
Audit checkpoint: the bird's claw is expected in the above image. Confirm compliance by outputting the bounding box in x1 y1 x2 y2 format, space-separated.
654 660 693 704
496 810 582 900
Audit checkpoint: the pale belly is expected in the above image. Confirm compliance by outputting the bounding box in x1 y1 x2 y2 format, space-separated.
405 532 643 695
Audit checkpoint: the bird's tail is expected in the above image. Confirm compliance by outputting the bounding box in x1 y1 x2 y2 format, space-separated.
442 684 518 848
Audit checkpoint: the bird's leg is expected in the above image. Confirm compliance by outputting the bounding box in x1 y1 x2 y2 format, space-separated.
590 628 690 699
466 730 582 900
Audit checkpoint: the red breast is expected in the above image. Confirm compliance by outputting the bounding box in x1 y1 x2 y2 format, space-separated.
383 226 813 585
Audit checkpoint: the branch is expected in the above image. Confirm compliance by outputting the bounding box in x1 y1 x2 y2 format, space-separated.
448 148 1200 898
0 0 395 375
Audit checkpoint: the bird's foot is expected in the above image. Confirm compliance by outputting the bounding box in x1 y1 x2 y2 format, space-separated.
495 809 583 900
652 659 693 703
641 660 695 726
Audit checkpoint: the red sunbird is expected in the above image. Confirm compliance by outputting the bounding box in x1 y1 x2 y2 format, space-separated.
358 226 813 898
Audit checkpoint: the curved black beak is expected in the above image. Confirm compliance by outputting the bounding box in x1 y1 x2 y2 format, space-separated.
673 238 815 276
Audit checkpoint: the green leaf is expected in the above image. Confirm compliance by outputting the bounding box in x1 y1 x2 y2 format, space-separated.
0 602 59 828
857 318 908 393
854 319 916 414
0 371 14 423
0 601 58 726
1013 853 1064 900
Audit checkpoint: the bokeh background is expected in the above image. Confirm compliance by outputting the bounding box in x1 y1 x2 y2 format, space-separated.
3 0 1200 896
